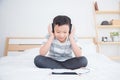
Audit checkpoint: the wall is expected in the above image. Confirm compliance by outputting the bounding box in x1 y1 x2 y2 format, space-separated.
0 0 120 56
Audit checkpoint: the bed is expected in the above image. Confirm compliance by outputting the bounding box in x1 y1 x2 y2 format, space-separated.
0 37 120 80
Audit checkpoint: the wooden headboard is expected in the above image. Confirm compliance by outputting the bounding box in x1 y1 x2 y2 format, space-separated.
4 37 97 56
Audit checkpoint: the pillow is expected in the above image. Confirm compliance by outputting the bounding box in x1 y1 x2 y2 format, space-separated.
21 39 97 58
78 39 97 56
20 48 40 58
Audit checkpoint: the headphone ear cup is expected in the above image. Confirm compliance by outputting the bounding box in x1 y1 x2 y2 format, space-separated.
69 24 72 33
52 23 54 33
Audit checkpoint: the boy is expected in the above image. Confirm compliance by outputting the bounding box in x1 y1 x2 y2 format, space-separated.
34 15 87 69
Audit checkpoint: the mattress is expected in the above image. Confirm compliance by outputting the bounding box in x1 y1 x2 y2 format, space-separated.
0 47 120 80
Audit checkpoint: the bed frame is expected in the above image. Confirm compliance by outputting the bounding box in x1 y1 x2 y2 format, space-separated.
5 37 120 60
4 37 97 56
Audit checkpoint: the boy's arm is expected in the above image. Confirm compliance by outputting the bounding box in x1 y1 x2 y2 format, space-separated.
40 36 54 56
40 25 54 56
69 28 82 57
69 37 82 57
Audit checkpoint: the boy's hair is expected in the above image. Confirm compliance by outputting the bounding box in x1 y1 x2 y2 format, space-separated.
52 15 72 33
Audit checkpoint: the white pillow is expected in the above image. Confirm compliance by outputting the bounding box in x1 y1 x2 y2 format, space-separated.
20 48 40 58
21 40 97 58
78 40 97 56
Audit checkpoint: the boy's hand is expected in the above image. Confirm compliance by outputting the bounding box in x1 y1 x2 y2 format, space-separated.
48 24 54 38
69 26 75 39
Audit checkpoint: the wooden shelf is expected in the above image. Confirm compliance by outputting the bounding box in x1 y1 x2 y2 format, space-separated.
97 25 120 28
98 41 120 44
96 11 120 14
93 1 120 55
108 56 120 60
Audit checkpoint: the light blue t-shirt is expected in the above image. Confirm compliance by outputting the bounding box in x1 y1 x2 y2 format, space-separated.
44 35 79 61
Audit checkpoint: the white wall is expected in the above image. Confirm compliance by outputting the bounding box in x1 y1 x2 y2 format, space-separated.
0 0 120 56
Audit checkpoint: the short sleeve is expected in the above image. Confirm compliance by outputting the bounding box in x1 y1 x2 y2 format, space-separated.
41 34 49 45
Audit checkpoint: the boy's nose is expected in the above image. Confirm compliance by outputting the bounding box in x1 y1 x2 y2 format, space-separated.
59 34 64 38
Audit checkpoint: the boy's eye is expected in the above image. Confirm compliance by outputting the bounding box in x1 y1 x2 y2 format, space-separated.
64 32 67 33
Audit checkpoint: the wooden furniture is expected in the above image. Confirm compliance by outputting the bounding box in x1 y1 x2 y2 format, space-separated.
93 1 120 60
4 37 45 56
4 37 97 56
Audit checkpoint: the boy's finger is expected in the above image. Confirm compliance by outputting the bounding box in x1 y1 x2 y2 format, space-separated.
71 26 75 33
48 24 51 31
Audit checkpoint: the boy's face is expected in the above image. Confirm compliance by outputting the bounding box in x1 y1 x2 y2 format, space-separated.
54 24 69 43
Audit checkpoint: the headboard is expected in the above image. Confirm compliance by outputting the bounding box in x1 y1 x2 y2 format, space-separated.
4 37 97 56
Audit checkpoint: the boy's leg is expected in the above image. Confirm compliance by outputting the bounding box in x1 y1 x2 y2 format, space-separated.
62 56 88 69
34 55 65 69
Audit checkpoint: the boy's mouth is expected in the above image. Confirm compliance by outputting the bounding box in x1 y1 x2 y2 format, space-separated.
58 38 66 42
59 38 64 40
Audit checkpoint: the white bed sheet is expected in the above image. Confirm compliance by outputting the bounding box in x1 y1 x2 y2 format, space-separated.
0 48 120 80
